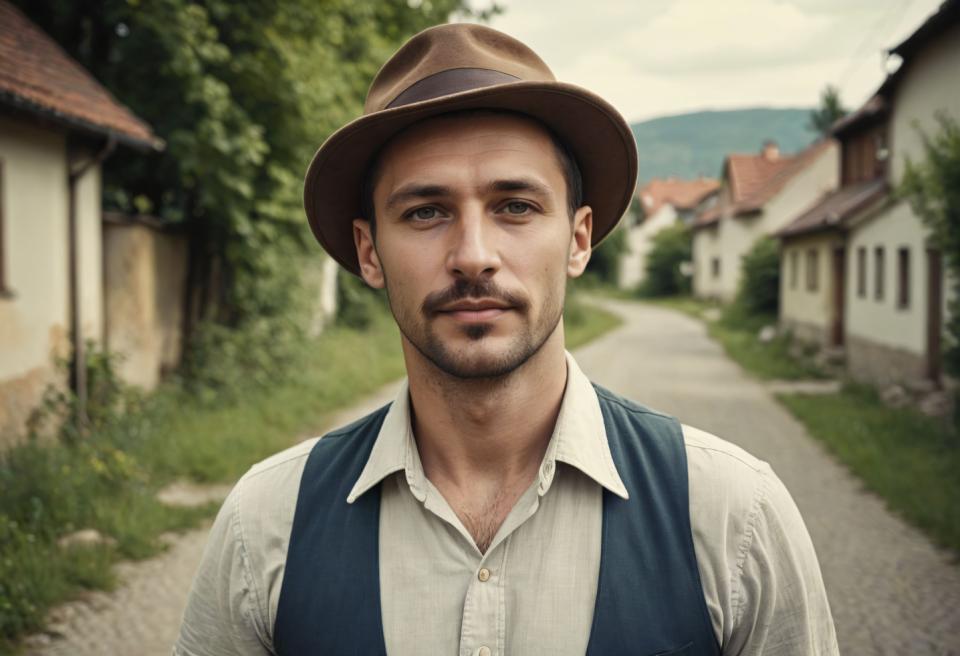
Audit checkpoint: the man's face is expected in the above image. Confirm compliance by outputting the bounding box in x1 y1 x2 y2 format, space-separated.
353 112 592 379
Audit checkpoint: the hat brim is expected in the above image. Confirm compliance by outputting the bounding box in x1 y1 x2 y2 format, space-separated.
303 81 638 276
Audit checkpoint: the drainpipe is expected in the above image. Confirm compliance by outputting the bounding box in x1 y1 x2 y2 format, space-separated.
67 134 116 429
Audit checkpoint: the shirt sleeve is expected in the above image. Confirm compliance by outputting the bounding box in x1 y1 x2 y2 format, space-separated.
174 481 273 656
725 463 839 656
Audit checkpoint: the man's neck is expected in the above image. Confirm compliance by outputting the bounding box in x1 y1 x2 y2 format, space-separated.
404 328 568 492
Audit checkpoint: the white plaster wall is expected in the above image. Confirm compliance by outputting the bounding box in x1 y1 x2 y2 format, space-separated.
720 144 839 302
619 205 677 289
0 116 70 380
75 159 103 344
692 224 723 299
780 233 838 330
846 200 929 354
716 211 758 301
761 144 839 236
889 22 960 185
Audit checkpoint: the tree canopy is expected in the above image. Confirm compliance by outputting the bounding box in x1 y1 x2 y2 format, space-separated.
808 85 847 138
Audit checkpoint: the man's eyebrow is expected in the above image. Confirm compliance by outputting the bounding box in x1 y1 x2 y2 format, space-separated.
486 177 552 197
384 184 453 213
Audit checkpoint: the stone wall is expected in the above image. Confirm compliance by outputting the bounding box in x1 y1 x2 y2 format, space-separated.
845 333 928 387
103 215 188 390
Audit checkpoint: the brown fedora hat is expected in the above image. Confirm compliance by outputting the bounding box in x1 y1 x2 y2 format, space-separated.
303 22 638 276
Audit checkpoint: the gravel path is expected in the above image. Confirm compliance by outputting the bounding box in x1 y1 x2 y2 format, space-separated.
24 299 960 654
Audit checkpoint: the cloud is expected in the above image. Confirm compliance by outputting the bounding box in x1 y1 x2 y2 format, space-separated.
474 0 943 121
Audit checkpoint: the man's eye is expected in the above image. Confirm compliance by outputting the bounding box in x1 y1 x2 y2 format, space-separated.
504 201 531 215
409 206 439 220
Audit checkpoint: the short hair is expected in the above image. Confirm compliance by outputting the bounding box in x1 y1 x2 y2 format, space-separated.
359 109 583 238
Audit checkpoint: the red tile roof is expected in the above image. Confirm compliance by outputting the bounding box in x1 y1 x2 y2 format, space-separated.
638 177 720 218
692 140 834 230
727 140 833 214
776 178 888 238
0 1 160 149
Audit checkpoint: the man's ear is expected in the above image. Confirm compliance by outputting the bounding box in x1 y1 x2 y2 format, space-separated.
567 205 593 278
353 218 385 289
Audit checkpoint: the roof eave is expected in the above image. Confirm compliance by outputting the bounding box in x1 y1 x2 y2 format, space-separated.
0 91 164 152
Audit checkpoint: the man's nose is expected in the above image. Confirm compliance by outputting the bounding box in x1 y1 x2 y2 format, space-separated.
446 208 501 279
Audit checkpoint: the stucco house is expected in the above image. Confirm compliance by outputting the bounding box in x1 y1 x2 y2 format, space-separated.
777 0 959 386
691 140 839 301
0 1 161 444
618 177 719 289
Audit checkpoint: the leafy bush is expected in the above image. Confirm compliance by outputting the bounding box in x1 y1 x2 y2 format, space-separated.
638 223 692 297
735 236 781 316
585 224 628 285
336 269 390 330
900 113 960 428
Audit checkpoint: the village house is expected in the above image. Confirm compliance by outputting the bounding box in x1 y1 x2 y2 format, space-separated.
618 176 718 289
0 1 162 445
777 0 959 387
691 139 839 301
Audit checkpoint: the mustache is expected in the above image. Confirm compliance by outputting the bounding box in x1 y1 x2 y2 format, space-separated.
421 279 529 316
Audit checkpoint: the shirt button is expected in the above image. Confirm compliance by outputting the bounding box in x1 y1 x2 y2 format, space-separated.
478 568 491 582
478 647 491 656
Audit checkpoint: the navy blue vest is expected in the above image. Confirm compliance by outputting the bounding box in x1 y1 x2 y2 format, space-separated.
274 385 720 655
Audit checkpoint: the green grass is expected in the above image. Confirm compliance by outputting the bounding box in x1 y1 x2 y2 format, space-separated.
778 383 960 555
564 293 623 349
0 294 620 653
641 295 826 380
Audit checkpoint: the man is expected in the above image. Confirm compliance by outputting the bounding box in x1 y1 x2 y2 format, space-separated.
175 23 838 656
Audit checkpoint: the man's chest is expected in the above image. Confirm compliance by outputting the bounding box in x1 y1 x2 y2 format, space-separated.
378 468 604 656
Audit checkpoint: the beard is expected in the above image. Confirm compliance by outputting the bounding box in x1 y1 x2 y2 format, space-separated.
385 275 565 380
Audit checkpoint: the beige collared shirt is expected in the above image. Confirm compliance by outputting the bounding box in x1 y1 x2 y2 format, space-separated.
175 353 838 656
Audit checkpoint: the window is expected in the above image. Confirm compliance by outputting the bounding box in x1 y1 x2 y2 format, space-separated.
856 247 866 298
806 249 819 292
897 247 910 309
874 246 885 301
711 257 720 279
790 250 799 289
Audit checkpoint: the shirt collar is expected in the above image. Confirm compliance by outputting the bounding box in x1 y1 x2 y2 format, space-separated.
346 352 629 504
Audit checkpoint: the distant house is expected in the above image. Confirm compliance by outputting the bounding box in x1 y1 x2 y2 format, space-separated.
777 0 959 386
618 177 719 289
0 1 162 444
691 140 839 301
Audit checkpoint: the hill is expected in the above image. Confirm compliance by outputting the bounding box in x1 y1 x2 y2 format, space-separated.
631 108 820 185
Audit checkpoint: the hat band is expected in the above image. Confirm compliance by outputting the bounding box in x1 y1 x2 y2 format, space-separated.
386 68 521 109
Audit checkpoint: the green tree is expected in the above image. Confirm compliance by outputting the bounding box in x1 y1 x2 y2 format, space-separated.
735 236 781 317
808 85 847 137
638 223 691 297
901 113 960 383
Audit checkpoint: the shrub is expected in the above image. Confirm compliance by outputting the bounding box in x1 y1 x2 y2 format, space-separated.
585 223 628 285
735 236 781 316
638 223 692 297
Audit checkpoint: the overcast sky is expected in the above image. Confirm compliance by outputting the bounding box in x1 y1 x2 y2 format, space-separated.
460 0 943 123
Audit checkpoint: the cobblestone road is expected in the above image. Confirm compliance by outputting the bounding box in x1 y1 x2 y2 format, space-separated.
25 299 960 654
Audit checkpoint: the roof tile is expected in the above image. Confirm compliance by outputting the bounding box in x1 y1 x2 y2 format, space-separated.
0 0 159 148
